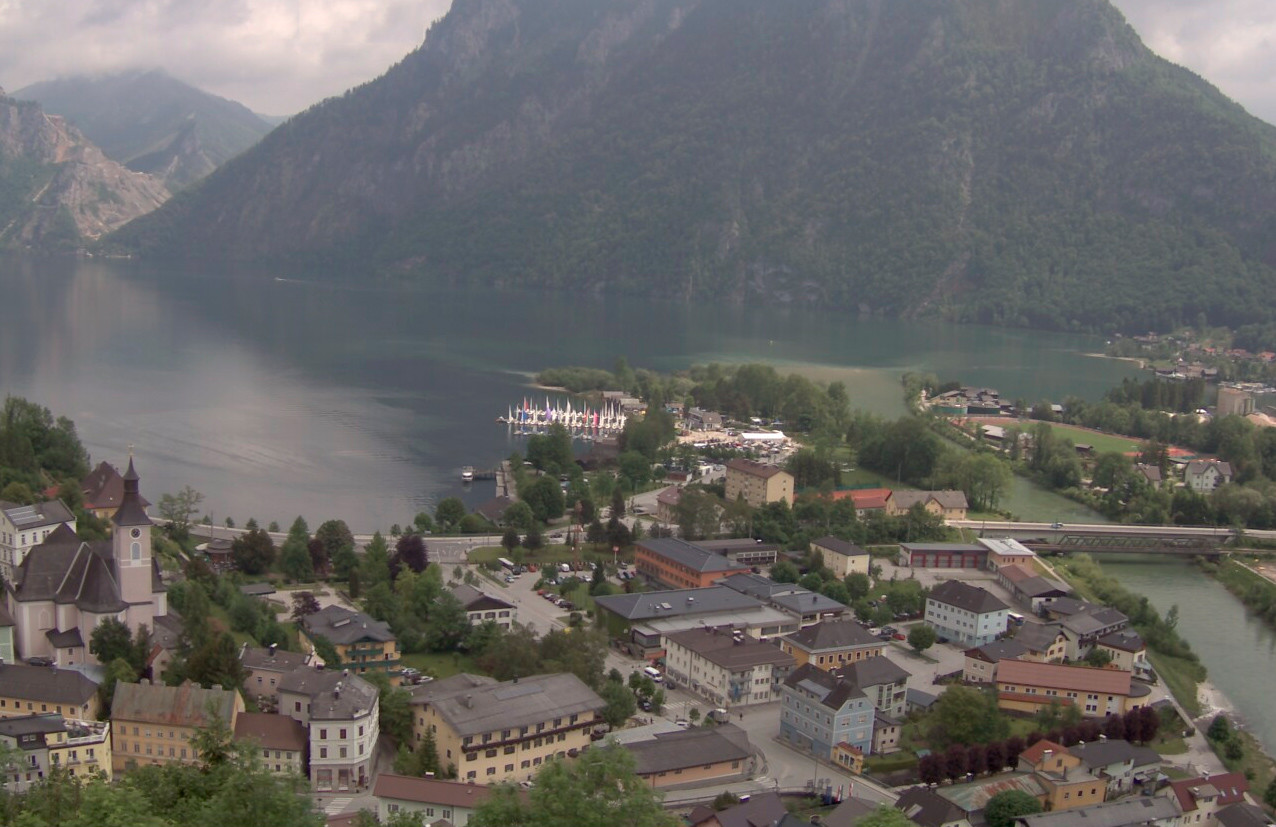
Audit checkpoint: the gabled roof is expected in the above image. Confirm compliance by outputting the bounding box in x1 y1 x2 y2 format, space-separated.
1012 622 1067 653
928 580 1009 615
1097 629 1145 653
277 668 378 721
301 605 396 645
473 496 514 523
1016 576 1070 599
771 590 847 616
811 537 868 558
239 644 310 673
711 791 788 827
726 458 786 479
372 773 497 808
782 620 882 652
449 583 515 612
635 538 747 575
625 725 752 775
1067 739 1162 771
965 639 1028 663
892 490 969 511
46 628 84 648
1216 803 1275 827
841 488 892 509
1060 608 1129 638
783 663 865 711
429 673 604 737
408 673 497 706
1019 739 1069 765
1020 797 1178 827
81 461 150 511
719 572 803 601
656 486 682 506
0 499 75 530
111 680 238 727
835 655 911 689
664 627 796 671
896 787 970 827
1185 460 1233 478
1168 773 1249 812
996 661 1132 696
10 537 127 613
1000 565 1035 584
234 712 307 752
594 587 762 621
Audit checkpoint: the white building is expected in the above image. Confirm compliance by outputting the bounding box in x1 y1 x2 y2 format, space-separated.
278 667 379 793
448 584 517 630
0 500 76 584
924 580 1009 648
663 626 796 708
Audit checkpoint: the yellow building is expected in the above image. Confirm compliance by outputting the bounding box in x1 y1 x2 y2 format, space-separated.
627 726 754 789
996 661 1149 718
299 606 402 685
810 537 870 579
414 673 604 785
887 490 969 520
724 460 794 508
778 620 884 669
1018 740 1106 811
0 664 100 721
234 712 306 776
0 714 111 791
110 679 244 773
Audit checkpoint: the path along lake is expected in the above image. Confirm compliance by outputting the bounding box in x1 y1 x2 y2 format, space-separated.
0 257 1137 529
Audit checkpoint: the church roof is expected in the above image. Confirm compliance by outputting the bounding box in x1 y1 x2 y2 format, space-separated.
10 538 127 613
81 461 150 512
111 459 152 528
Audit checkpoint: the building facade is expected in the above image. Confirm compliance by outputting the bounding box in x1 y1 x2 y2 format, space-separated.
449 584 517 629
779 620 884 669
299 605 401 684
810 536 870 579
0 500 76 584
724 460 794 508
779 664 875 759
0 714 111 791
239 643 313 706
0 664 100 721
373 773 494 826
111 679 243 773
995 661 1149 718
277 667 379 793
634 538 746 590
898 543 988 569
234 712 306 775
663 626 795 708
924 580 1010 647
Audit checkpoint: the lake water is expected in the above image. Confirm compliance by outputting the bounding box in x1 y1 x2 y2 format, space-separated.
1098 556 1276 755
0 256 1138 531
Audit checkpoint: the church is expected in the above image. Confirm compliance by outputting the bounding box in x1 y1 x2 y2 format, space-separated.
4 460 170 668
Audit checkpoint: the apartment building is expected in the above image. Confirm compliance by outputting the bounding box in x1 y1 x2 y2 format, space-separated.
449 584 517 630
995 661 1151 718
1017 740 1106 812
778 620 884 669
634 538 746 590
835 656 911 720
234 712 306 775
277 667 379 793
415 673 605 784
239 643 313 705
373 774 495 826
724 460 794 508
0 500 76 583
0 714 111 791
0 664 100 721
779 663 876 759
299 605 402 685
924 580 1009 647
663 626 795 708
111 679 243 773
810 537 870 579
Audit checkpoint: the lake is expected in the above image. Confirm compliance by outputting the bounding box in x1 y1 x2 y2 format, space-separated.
0 256 1137 531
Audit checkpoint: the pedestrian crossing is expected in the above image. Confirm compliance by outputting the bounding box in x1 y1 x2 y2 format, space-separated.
324 797 353 816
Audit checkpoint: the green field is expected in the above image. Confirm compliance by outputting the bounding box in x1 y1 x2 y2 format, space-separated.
401 651 479 679
1030 422 1144 455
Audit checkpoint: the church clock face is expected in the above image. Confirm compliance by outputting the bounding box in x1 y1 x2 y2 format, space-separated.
130 528 142 539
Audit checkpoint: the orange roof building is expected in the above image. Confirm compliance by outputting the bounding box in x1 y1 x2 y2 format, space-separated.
995 661 1149 718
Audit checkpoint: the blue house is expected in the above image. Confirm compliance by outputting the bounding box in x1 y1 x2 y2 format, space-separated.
779 664 875 759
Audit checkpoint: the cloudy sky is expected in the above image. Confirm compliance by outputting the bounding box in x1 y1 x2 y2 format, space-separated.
0 0 1273 122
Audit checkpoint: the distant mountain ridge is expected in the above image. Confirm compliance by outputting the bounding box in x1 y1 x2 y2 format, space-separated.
17 70 275 190
112 0 1276 332
0 92 168 248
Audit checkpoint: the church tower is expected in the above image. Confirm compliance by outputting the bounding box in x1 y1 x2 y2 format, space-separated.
112 458 155 628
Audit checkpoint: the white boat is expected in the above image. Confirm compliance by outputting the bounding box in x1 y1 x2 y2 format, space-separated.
461 466 475 482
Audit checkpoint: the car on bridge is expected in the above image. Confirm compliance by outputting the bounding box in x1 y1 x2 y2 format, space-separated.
1051 522 1064 529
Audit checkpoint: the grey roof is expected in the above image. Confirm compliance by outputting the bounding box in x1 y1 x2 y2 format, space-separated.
823 797 881 827
151 613 184 651
1067 739 1162 771
1216 804 1276 827
594 587 762 621
978 537 1036 558
906 688 938 709
429 673 604 737
449 583 515 612
664 627 796 671
892 490 968 511
1047 597 1100 617
110 459 152 527
897 787 970 827
624 724 752 776
301 604 395 645
9 534 127 613
474 496 514 523
1013 622 1066 652
408 673 497 707
111 680 237 727
0 664 98 706
719 572 804 600
240 644 311 673
836 655 911 689
1061 608 1129 637
694 538 780 554
782 620 882 652
1 499 74 529
1015 575 1070 598
277 668 378 721
635 538 747 574
711 791 787 827
771 590 848 615
46 628 84 648
967 639 1029 662
811 537 868 558
1018 797 1179 827
1185 460 1232 479
0 713 66 739
900 543 986 553
239 582 276 597
783 663 865 711
928 580 1009 615
1097 629 1145 653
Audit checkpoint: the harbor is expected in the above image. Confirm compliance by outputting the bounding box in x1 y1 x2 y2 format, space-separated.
498 396 629 437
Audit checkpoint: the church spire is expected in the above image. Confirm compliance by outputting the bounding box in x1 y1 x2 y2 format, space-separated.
113 456 151 527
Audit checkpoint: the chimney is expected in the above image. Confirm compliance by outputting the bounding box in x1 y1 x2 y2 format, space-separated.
464 694 473 708
343 669 349 677
212 684 223 691
269 643 278 656
1099 734 1107 742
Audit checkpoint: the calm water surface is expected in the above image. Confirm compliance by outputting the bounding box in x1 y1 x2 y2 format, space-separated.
0 257 1137 530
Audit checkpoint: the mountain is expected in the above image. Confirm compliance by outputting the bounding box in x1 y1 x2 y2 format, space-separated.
16 70 275 190
111 0 1276 332
0 90 168 249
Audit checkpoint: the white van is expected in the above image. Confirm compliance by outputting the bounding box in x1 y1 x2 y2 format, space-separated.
642 666 662 683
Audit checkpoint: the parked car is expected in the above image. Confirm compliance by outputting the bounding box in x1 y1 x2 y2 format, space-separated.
892 632 907 641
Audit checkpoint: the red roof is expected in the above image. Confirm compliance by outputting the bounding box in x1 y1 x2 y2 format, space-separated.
234 712 307 752
999 565 1034 584
1019 739 1068 766
372 774 497 808
996 660 1132 696
829 488 892 509
1168 773 1249 812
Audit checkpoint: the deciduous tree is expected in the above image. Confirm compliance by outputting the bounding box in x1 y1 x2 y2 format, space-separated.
231 528 275 575
986 790 1043 827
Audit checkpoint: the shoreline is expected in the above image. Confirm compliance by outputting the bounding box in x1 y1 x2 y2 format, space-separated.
1080 351 1147 369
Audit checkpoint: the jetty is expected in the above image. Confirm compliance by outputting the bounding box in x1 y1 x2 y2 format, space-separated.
498 396 628 435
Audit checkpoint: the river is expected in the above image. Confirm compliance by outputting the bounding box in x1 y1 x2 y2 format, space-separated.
0 256 1133 530
1097 556 1276 755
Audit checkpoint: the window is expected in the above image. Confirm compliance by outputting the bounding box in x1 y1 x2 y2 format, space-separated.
339 747 347 759
339 729 347 739
319 729 327 740
320 748 327 759
131 542 141 560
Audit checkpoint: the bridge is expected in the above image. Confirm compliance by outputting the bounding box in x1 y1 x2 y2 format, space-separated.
946 520 1274 555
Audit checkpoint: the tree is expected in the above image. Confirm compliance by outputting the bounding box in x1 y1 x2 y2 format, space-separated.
928 685 1009 747
279 535 313 582
771 559 799 583
501 528 520 553
361 532 393 589
89 618 138 670
985 790 1044 827
712 791 740 811
97 657 141 717
290 591 321 621
185 631 247 690
230 528 275 575
599 678 637 728
522 476 566 523
503 501 535 531
157 485 204 537
366 671 415 746
918 753 945 785
426 592 471 652
985 740 1007 773
523 524 544 551
1207 715 1232 742
908 625 937 654
469 742 679 827
674 488 722 541
306 538 329 577
1264 777 1276 810
394 533 429 574
309 634 341 667
435 497 468 531
858 806 917 827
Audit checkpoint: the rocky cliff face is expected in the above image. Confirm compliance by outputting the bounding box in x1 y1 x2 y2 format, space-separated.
112 0 1276 331
0 95 169 248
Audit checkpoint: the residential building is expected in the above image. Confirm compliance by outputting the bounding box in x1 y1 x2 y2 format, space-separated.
1216 804 1274 827
995 661 1150 717
932 773 1048 821
906 688 939 715
687 408 723 431
372 773 496 826
0 663 100 720
277 667 379 792
1017 740 1107 811
718 572 845 626
111 679 243 773
0 605 15 665
832 488 892 519
835 656 911 719
963 639 1029 684
1184 460 1233 492
693 538 780 567
594 587 798 656
5 461 168 666
895 787 974 827
0 499 76 583
811 536 870 578
656 486 682 523
1094 630 1151 679
980 538 1038 572
407 673 495 743
234 712 306 775
415 672 604 784
1217 387 1255 418
872 714 902 755
724 459 794 508
239 643 313 705
299 605 402 684
690 792 788 827
779 663 875 759
634 538 747 590
1056 607 1131 661
79 460 148 522
0 714 111 791
925 580 1010 647
449 584 517 630
779 620 885 669
898 543 988 570
626 726 754 789
663 626 795 707
1164 773 1250 826
1067 738 1163 796
1012 623 1069 663
1016 797 1180 827
998 565 1071 613
888 490 968 520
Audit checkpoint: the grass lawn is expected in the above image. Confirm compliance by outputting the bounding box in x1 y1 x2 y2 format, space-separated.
1147 651 1203 718
864 752 919 774
401 651 480 679
1153 737 1189 756
1212 729 1276 797
1037 422 1145 455
1162 766 1194 780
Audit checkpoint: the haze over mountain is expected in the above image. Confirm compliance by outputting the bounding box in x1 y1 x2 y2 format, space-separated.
16 70 275 190
0 89 168 249
113 0 1276 332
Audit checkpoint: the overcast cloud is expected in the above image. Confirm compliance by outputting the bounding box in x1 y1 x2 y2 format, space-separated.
0 0 1273 122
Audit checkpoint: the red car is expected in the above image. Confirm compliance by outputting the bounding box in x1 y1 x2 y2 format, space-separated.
892 633 906 641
